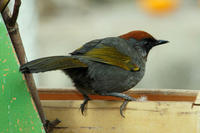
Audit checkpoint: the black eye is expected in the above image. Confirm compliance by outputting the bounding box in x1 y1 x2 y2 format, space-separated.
142 38 156 45
142 40 148 45
136 39 149 46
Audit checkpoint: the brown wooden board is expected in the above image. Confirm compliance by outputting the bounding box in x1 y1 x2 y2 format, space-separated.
39 88 197 102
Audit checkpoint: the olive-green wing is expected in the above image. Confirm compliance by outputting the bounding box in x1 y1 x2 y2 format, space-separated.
83 45 140 71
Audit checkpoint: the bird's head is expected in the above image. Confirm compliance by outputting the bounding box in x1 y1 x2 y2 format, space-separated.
119 30 169 54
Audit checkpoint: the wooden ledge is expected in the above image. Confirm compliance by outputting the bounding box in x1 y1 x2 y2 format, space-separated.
41 91 200 133
38 88 199 102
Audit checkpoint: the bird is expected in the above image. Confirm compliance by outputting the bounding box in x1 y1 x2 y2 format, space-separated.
20 30 168 117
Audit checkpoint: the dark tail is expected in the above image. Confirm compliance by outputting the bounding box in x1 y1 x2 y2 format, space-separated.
20 56 87 73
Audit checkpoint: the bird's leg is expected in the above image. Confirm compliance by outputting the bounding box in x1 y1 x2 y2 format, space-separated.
80 94 91 115
99 92 136 117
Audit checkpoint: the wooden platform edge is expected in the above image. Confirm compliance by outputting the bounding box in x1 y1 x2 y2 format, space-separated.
38 88 199 102
41 90 200 133
193 92 200 132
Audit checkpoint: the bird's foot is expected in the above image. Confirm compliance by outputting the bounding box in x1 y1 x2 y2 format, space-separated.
98 92 136 117
119 97 137 118
120 100 129 117
80 96 91 115
120 96 147 117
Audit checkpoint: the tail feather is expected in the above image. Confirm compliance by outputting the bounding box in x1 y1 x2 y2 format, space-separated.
20 56 87 73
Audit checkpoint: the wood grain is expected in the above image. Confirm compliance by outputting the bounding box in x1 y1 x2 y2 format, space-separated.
42 100 200 133
40 89 200 133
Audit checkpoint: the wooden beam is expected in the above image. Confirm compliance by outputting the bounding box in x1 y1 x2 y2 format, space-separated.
38 88 198 102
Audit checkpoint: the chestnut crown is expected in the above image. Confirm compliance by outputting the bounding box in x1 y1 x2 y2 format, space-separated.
119 30 169 53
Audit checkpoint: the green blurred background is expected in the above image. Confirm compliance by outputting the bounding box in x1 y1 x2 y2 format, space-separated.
9 0 200 90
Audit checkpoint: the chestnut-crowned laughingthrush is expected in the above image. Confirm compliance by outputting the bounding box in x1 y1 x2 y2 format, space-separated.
20 30 168 117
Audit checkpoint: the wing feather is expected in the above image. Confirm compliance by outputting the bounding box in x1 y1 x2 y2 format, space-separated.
84 45 139 71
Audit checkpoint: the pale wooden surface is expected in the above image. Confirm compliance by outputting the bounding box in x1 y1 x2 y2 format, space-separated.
42 97 200 133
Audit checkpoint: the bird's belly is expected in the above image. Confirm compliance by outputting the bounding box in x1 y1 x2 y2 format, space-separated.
64 63 145 95
88 63 145 94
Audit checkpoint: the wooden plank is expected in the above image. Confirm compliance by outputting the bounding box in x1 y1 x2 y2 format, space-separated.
38 88 198 102
192 92 200 132
42 100 200 133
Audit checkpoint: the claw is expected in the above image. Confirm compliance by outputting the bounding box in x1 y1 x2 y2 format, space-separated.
97 92 137 117
80 96 90 115
80 101 87 115
120 100 129 118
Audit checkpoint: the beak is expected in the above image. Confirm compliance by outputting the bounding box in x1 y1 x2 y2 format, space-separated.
155 40 169 45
